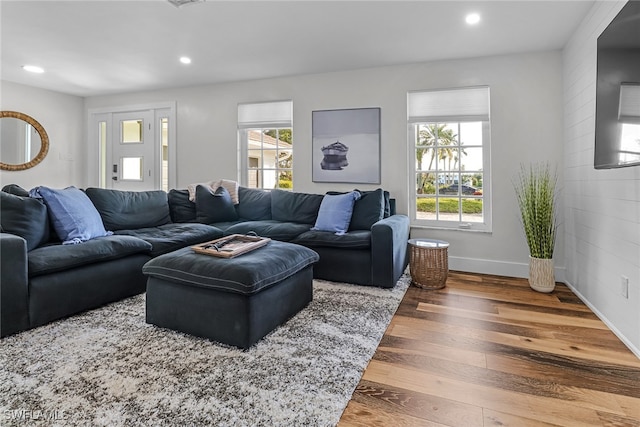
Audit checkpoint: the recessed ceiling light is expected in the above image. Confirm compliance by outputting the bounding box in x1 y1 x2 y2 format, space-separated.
179 56 192 64
22 65 44 73
465 13 481 25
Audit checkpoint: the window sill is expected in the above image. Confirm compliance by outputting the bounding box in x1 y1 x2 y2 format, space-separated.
410 223 492 234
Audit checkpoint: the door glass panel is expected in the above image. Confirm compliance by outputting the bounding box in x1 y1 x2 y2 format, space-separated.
121 120 143 143
161 118 169 192
98 121 107 188
122 157 143 180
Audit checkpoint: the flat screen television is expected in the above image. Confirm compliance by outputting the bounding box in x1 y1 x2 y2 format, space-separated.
594 0 640 169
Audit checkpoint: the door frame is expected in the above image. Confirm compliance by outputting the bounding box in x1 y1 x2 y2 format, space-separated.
87 102 177 190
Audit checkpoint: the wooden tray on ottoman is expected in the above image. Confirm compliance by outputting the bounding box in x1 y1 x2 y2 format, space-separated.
191 234 271 258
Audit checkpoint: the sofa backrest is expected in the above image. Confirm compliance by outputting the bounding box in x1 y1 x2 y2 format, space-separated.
85 188 171 231
271 189 324 224
236 186 272 220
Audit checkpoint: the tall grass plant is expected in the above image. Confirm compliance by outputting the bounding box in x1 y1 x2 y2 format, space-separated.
514 163 558 259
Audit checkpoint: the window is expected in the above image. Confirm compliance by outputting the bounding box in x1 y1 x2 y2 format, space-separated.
408 87 491 231
238 100 293 190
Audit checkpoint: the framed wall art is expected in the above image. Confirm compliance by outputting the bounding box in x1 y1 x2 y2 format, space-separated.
312 107 381 184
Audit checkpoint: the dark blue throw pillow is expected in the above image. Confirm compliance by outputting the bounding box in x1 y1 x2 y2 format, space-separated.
1 184 29 197
0 191 50 251
168 189 197 223
350 189 385 230
195 185 239 224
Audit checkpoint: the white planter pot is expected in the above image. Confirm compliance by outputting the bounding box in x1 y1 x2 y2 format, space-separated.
528 256 555 293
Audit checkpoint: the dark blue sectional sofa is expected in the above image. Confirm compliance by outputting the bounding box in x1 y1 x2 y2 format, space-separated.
0 185 409 338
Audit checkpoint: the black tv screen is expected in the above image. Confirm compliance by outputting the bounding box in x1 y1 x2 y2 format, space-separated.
594 0 640 169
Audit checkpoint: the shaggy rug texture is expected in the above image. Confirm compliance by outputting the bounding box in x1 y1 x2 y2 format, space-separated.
1 275 409 426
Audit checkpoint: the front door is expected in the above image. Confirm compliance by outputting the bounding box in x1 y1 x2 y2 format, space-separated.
111 110 156 191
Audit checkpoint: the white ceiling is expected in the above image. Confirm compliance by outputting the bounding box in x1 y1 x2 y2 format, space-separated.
1 0 595 97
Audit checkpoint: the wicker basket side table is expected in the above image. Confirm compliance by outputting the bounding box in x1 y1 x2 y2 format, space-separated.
408 239 449 289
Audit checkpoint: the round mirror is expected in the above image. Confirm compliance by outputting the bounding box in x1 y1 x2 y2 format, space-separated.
0 111 49 171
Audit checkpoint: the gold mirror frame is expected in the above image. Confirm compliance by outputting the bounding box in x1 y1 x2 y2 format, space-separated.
0 111 49 171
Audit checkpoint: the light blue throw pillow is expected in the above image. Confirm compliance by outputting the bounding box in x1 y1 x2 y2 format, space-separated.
312 191 361 235
32 186 111 245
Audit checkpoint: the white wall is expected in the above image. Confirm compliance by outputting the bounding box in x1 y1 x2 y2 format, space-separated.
0 81 84 190
84 50 565 280
563 1 640 356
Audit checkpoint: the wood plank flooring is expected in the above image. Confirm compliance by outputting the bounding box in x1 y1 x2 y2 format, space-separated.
338 271 640 427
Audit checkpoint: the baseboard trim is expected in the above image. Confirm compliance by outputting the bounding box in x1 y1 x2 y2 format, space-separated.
449 256 566 283
448 256 639 359
563 280 640 359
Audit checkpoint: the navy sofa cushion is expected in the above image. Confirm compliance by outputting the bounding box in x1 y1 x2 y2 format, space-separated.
168 189 196 223
224 220 312 242
0 192 49 251
237 186 272 220
195 185 238 223
85 188 171 231
292 230 371 249
28 235 151 277
271 189 323 224
115 223 223 257
351 189 385 230
142 240 319 295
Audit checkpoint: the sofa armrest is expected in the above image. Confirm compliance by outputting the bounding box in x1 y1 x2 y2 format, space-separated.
1 233 30 337
371 215 410 288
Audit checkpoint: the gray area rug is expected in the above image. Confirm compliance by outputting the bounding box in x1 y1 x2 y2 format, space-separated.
1 275 409 426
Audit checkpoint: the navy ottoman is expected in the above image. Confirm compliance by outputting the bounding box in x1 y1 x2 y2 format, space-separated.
142 240 319 349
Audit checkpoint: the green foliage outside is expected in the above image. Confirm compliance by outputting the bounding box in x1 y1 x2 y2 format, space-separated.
264 129 292 144
277 179 292 189
416 198 483 214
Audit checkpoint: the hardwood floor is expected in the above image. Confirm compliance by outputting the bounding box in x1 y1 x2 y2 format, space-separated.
338 271 640 427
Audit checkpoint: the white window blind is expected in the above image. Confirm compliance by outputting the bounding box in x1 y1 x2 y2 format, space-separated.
238 100 293 129
618 83 640 124
408 86 490 123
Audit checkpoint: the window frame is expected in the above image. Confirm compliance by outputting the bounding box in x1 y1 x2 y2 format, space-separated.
238 100 293 191
407 88 492 232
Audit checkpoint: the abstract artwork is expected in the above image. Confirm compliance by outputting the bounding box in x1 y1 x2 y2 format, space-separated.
312 107 381 184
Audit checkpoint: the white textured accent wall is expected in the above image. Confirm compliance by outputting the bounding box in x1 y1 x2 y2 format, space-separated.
563 1 640 356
